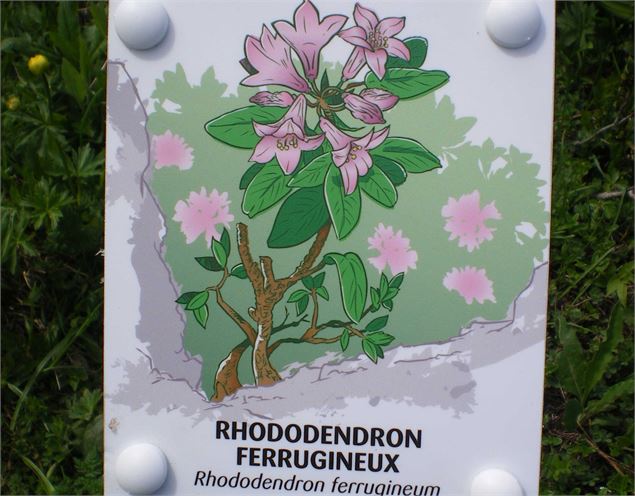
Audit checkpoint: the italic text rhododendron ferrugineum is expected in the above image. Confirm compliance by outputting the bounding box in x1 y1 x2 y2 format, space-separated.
183 0 450 400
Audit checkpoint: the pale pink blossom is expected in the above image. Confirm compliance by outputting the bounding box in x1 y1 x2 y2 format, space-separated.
368 223 417 276
249 91 295 107
173 188 234 245
343 92 384 124
319 117 388 194
442 190 501 252
153 130 194 170
251 95 324 174
359 88 399 110
443 266 496 304
339 3 410 80
242 25 310 93
273 0 347 81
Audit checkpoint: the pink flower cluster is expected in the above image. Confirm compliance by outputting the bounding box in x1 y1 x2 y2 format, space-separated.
443 267 496 305
173 188 234 245
243 0 409 193
368 223 417 276
441 190 501 305
153 131 194 170
442 190 501 252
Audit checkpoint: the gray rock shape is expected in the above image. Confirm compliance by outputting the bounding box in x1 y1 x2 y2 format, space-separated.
107 61 202 393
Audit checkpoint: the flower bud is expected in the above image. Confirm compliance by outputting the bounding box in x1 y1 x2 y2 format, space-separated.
28 54 49 76
343 92 384 124
359 89 399 111
5 96 20 111
249 91 295 107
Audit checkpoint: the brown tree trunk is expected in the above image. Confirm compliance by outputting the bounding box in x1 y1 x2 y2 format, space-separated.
235 222 331 388
212 342 248 401
252 306 281 385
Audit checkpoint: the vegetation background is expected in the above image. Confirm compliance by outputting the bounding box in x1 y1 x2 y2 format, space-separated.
1 2 632 494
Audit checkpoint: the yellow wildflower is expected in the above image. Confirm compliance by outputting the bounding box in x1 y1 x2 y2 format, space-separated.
28 54 49 76
5 96 20 111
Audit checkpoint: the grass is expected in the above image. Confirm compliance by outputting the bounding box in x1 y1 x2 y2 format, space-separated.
1 2 633 494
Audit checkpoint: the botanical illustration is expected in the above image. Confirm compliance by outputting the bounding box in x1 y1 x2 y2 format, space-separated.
146 1 548 402
167 0 450 400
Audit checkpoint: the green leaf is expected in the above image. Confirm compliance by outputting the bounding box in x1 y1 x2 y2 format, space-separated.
382 299 394 311
373 137 441 173
242 162 291 217
582 304 624 402
288 153 332 188
204 105 286 148
324 166 361 239
370 287 380 310
360 166 398 207
365 315 389 332
379 273 389 299
316 287 329 301
367 331 395 346
385 37 428 69
320 71 330 90
175 292 198 305
230 263 248 279
287 289 308 303
268 187 330 248
325 252 367 323
220 228 231 257
390 273 404 289
297 294 310 315
61 59 87 103
340 330 350 351
555 315 585 400
302 276 315 290
240 163 264 190
193 304 209 329
374 156 407 186
365 68 449 100
584 376 635 418
313 272 326 288
362 339 379 363
563 398 582 430
385 287 399 300
195 256 224 272
211 239 227 268
185 291 209 310
20 456 56 495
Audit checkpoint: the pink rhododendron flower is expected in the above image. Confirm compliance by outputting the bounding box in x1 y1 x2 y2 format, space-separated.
173 188 234 245
343 92 384 124
339 3 410 80
242 25 310 93
273 0 347 81
251 95 324 174
249 91 295 107
359 88 399 110
442 190 502 252
319 117 388 194
443 266 496 305
153 130 194 170
368 223 418 276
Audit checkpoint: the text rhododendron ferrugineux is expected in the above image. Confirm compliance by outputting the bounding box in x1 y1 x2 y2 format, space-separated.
193 0 449 398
